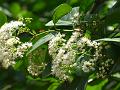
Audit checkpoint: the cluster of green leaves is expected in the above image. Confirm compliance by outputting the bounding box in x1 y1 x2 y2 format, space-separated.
0 0 120 90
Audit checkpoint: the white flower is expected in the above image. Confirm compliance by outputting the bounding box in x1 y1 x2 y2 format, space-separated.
6 37 20 46
0 20 31 69
50 30 102 79
2 59 15 69
51 31 80 80
0 21 25 33
82 61 95 72
16 42 32 57
49 33 66 59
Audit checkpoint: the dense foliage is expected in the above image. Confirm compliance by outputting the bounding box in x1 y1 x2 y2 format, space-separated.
0 0 120 90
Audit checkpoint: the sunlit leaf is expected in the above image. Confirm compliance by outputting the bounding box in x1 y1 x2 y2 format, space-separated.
53 4 72 24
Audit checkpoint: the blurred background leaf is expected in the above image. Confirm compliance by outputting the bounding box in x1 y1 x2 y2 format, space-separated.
0 11 7 27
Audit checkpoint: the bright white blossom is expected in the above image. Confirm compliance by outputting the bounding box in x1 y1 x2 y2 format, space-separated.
6 37 20 46
2 59 15 69
0 21 25 33
81 60 95 72
0 21 32 69
49 33 66 59
16 42 32 57
51 31 80 80
49 29 102 80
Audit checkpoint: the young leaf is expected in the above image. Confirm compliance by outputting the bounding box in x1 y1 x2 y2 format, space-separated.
27 33 54 55
53 3 72 24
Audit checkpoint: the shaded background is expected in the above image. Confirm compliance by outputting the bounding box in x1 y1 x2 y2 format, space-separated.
0 0 120 90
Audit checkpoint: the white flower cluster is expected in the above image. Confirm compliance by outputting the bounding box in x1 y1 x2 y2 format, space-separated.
49 29 103 80
0 21 32 69
50 31 80 80
48 33 66 59
0 21 25 33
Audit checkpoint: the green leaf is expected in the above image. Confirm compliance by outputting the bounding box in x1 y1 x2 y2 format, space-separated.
53 3 72 24
32 1 46 12
27 33 54 55
0 11 7 27
95 38 120 42
84 30 91 39
61 7 79 21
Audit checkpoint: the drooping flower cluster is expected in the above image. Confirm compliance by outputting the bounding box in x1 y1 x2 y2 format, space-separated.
49 28 103 80
49 29 82 80
0 21 32 69
49 33 66 59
